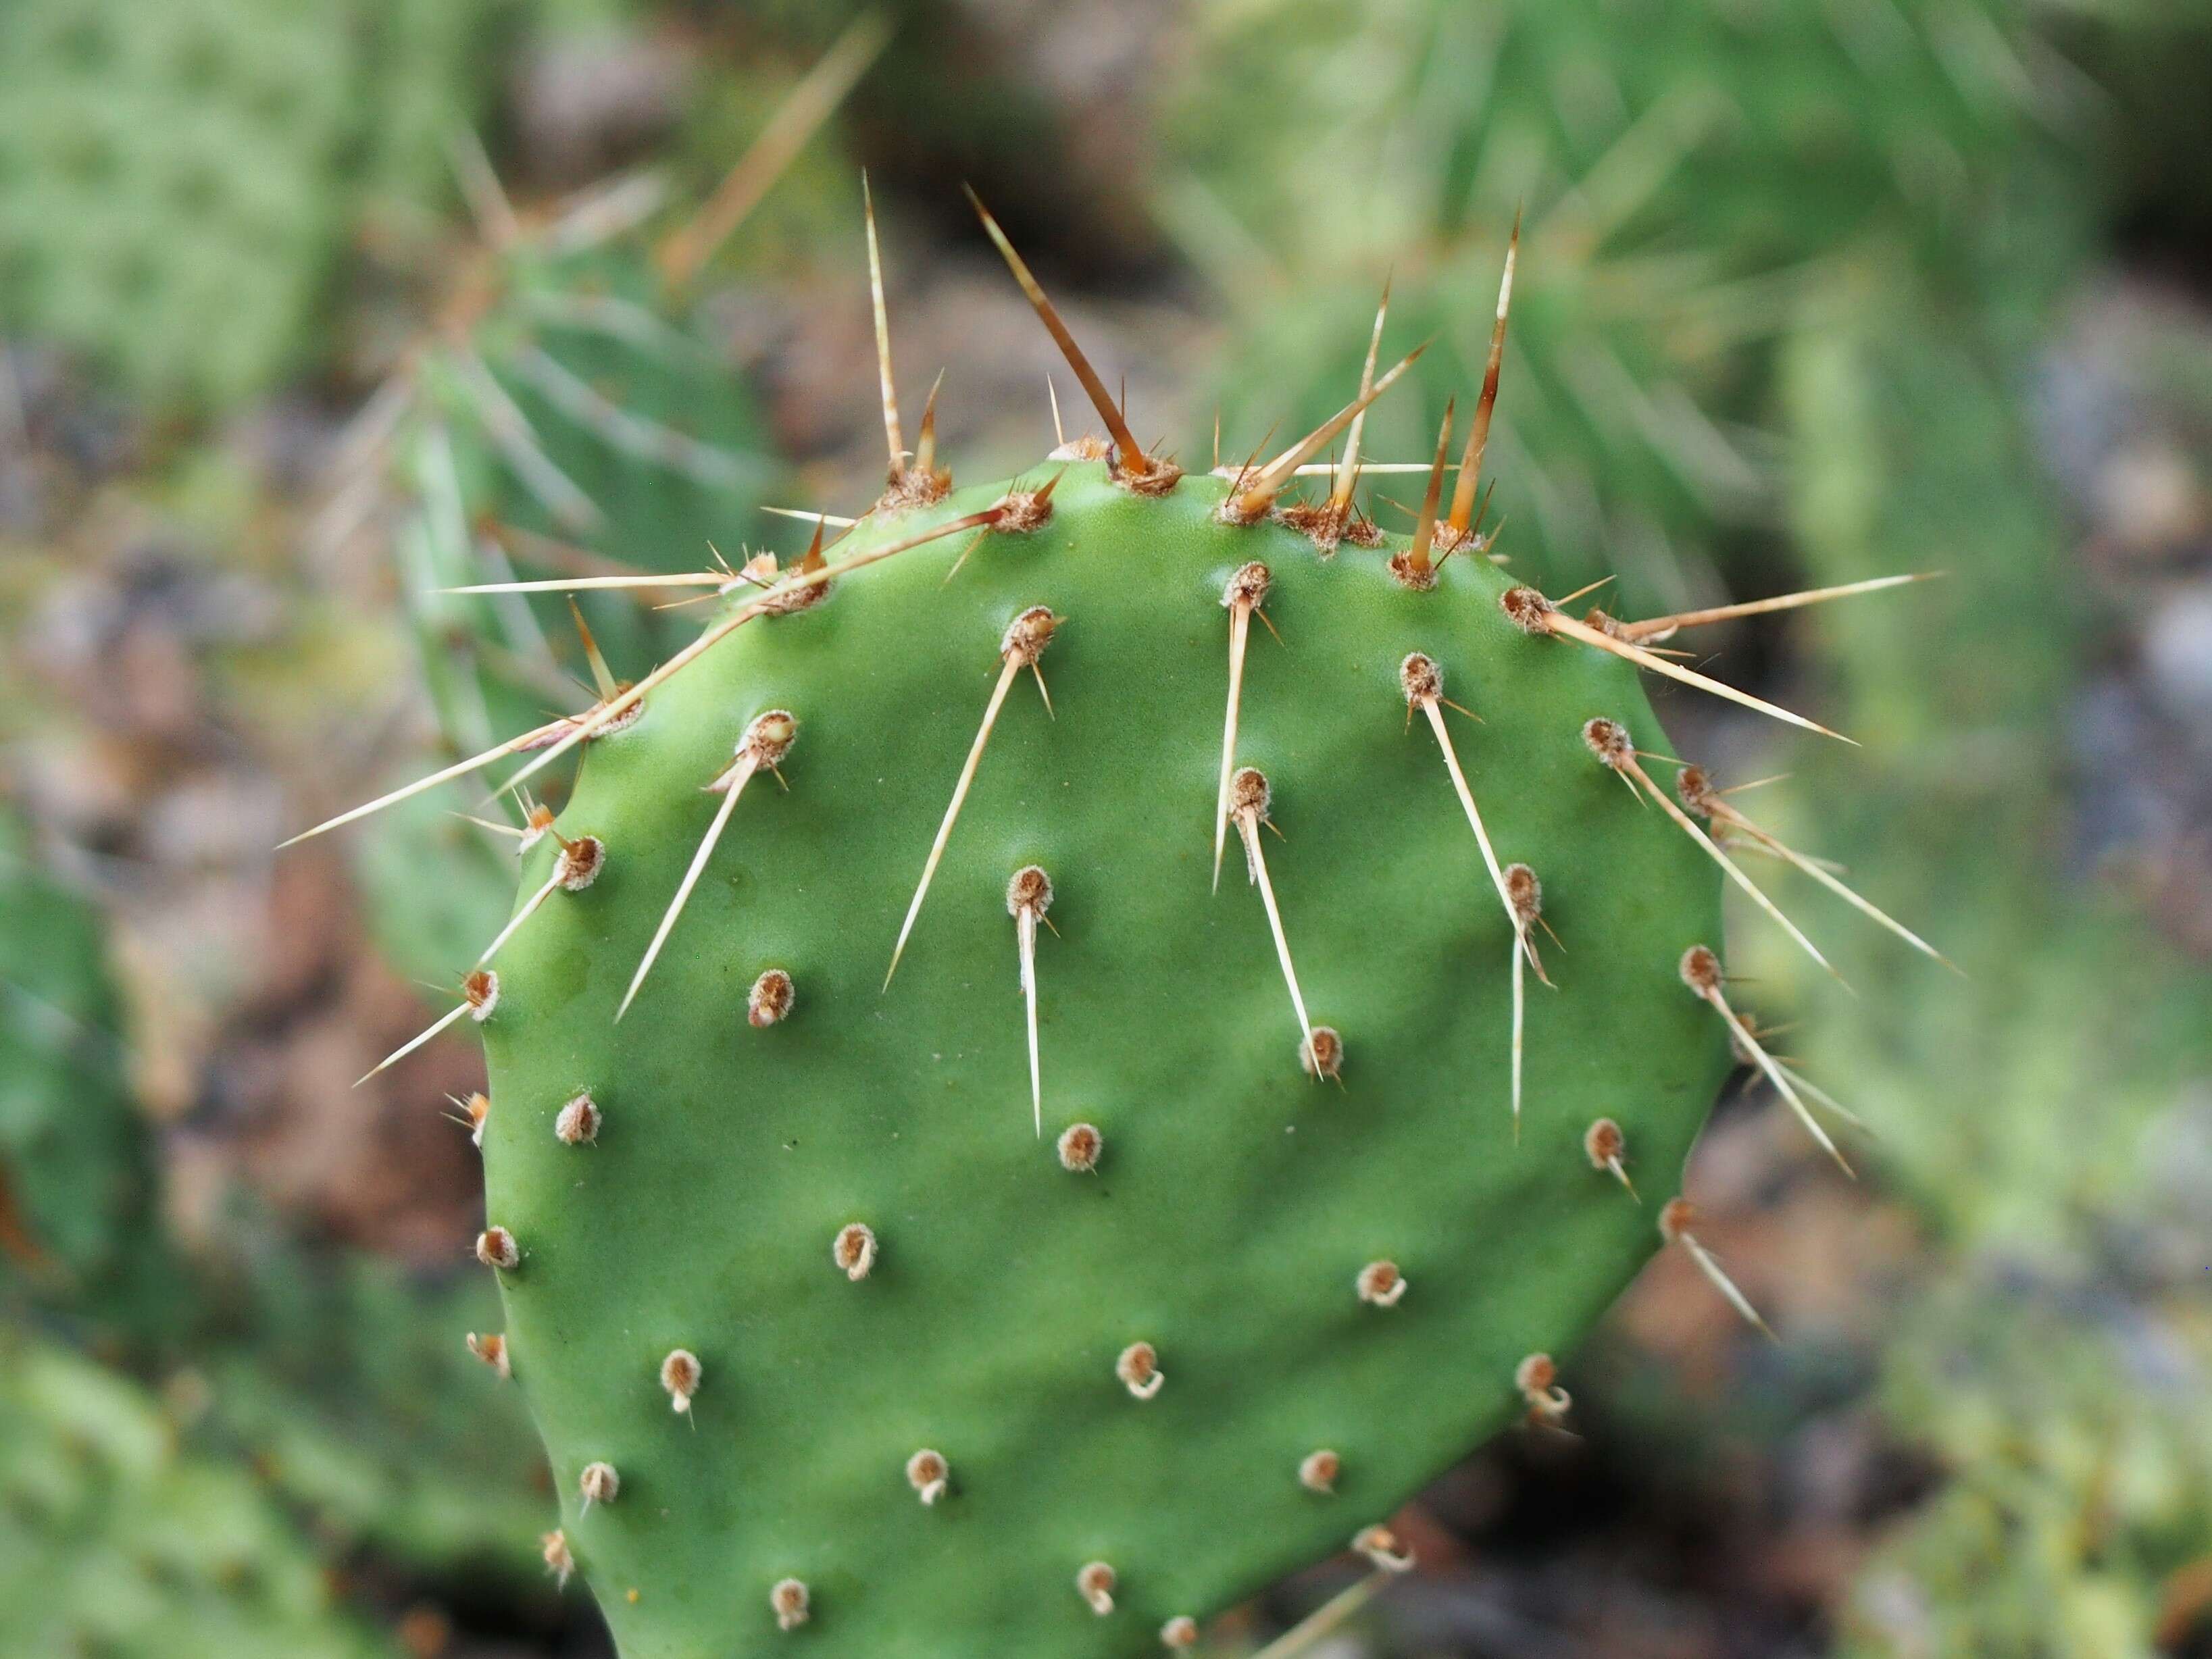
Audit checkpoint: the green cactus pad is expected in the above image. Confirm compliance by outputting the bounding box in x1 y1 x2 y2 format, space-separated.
474 460 1730 1656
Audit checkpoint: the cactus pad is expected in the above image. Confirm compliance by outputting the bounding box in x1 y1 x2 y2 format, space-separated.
279 197 1944 1654
466 444 1736 1654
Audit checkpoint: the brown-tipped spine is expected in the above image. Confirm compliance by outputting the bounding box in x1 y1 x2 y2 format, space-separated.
966 187 1165 486
1389 399 1454 589
862 171 904 481
1224 343 1428 523
1449 209 1518 540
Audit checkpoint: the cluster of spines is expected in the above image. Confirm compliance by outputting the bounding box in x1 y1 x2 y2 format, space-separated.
311 176 1954 1648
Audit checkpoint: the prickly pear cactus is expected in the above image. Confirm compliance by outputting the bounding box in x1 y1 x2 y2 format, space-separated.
481 477 1735 1652
370 230 777 758
334 11 888 780
332 26 888 1029
309 196 1937 1655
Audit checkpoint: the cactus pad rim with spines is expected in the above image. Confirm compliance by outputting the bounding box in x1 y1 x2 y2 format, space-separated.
293 191 1943 1656
473 453 1736 1656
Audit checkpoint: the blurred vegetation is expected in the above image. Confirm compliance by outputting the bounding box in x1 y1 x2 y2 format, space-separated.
0 0 501 412
1784 268 2212 1657
7 0 2212 1653
1 1330 391 1659
1161 0 2093 610
0 809 182 1349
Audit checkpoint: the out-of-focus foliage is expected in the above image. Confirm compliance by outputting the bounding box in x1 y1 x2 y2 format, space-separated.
368 227 776 753
0 811 182 1347
1846 1285 2212 1656
357 0 509 215
0 819 551 1595
0 0 501 413
0 1328 392 1659
0 0 355 411
1174 0 2071 264
1772 256 2212 1654
699 0 1157 249
198 1233 553 1575
1161 0 2088 606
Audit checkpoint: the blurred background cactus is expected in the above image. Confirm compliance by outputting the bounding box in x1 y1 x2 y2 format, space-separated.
7 0 2212 1654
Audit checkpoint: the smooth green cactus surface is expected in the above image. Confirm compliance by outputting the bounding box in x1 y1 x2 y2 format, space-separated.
474 461 1730 1656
